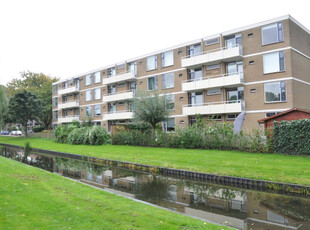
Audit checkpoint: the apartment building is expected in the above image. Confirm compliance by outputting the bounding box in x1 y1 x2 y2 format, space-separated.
52 15 310 132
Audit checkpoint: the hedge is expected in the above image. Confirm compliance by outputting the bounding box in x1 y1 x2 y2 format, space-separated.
273 119 310 155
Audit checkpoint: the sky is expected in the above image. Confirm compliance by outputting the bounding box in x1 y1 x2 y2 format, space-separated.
0 0 309 85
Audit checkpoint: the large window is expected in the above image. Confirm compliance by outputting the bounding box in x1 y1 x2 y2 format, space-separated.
190 92 203 106
225 34 242 48
162 72 174 89
53 85 58 93
85 74 91 86
86 106 92 117
94 104 101 116
227 61 243 75
109 67 116 77
227 87 244 102
53 111 58 120
262 22 283 45
147 76 158 91
164 95 175 110
161 50 174 67
188 44 201 57
189 68 202 81
94 72 101 83
94 88 101 100
53 98 58 106
86 90 91 101
263 51 285 74
147 55 158 71
264 81 286 103
163 118 175 132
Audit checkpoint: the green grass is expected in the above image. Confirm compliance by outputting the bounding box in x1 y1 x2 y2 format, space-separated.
0 156 227 230
1 136 310 186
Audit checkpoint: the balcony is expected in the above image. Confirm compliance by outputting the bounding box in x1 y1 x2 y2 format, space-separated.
182 100 243 116
102 71 136 85
182 72 244 92
58 86 79 95
181 45 243 68
58 115 80 123
102 110 134 121
102 90 134 103
58 100 80 110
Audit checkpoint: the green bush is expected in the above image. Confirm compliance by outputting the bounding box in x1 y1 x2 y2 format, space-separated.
67 127 87 145
273 119 310 155
32 126 45 133
88 126 111 145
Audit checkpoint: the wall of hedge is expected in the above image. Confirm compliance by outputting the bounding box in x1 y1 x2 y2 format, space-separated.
273 119 310 155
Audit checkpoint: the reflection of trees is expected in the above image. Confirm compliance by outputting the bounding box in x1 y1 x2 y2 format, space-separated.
266 92 280 102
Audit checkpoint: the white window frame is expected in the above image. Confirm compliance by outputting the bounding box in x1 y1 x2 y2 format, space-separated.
85 74 91 86
147 55 158 71
161 50 174 68
94 105 101 116
94 72 101 84
163 118 175 133
262 22 284 46
85 90 92 101
264 81 286 103
147 76 158 91
162 72 174 89
164 95 175 111
94 88 101 100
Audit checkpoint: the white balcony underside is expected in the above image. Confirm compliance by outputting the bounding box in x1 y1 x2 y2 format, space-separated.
102 92 134 103
102 72 136 85
182 46 242 68
183 102 242 116
58 101 79 109
182 73 243 91
102 112 134 121
58 87 79 95
58 116 80 123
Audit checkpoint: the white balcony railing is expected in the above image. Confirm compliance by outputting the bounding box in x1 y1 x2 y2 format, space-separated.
102 110 134 121
182 72 244 91
181 45 243 68
182 100 243 116
58 86 79 95
58 100 80 110
102 90 135 103
102 71 137 85
58 115 80 123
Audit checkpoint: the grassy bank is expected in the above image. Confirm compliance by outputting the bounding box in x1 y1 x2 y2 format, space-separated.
1 136 310 186
0 156 226 229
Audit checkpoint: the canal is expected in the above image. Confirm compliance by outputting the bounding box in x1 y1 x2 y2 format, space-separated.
1 145 310 230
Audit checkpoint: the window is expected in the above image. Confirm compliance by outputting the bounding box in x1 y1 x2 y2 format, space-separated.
227 61 243 75
161 50 174 67
53 85 58 93
266 112 281 117
147 55 158 71
118 83 125 88
108 85 116 95
85 74 91 86
94 105 101 116
94 72 101 84
208 115 222 120
189 68 202 81
263 51 285 74
118 101 125 105
206 64 220 70
63 110 68 117
63 96 67 103
128 62 137 76
262 22 283 45
53 98 58 106
86 106 92 117
147 76 158 91
225 34 242 48
164 95 175 110
163 118 175 132
162 72 174 89
109 67 116 77
188 44 201 57
109 103 116 113
189 116 196 126
94 88 101 100
53 111 58 120
227 87 244 102
207 88 221 95
205 38 219 46
86 90 91 101
190 92 203 106
227 114 238 120
62 81 67 88
264 81 286 103
117 63 125 69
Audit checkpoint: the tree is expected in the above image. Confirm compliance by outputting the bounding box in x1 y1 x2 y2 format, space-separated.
6 71 59 129
0 85 8 130
132 91 170 138
6 90 42 137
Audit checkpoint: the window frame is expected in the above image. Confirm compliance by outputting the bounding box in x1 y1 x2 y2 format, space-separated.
86 106 92 117
162 72 174 89
146 55 158 71
264 81 287 103
85 90 92 101
94 88 101 100
161 50 174 68
164 95 175 111
94 104 101 116
261 21 284 46
94 72 101 84
263 51 285 74
147 76 158 91
207 88 221 95
85 74 92 86
163 118 175 133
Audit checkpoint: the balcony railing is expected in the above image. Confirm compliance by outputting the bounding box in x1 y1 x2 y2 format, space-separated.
181 45 243 68
58 100 80 110
102 110 134 121
182 72 244 91
102 90 135 103
58 85 79 95
182 100 243 116
58 115 80 123
102 71 137 85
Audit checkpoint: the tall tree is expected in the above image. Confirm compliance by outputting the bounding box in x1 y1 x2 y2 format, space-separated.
0 85 8 130
132 92 170 138
6 90 42 137
6 71 59 129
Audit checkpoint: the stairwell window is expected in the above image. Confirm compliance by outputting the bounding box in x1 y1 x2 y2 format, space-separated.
263 51 285 74
262 22 283 45
94 72 101 84
264 81 286 103
86 90 91 101
161 51 174 67
147 55 158 71
94 88 101 100
162 72 174 89
147 76 158 91
85 74 91 86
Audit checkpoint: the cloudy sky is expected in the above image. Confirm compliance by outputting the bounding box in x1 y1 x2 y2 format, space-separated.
0 0 309 85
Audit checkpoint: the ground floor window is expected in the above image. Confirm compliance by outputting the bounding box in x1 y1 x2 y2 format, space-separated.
163 118 175 132
208 115 222 120
227 114 238 120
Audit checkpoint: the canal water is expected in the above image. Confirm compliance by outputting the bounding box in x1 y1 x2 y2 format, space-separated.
1 145 310 230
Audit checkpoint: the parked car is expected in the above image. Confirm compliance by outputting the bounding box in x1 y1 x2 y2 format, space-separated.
1 131 9 135
10 130 22 136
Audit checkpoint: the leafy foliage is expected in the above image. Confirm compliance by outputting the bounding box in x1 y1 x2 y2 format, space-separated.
273 119 310 155
0 85 8 130
32 126 45 133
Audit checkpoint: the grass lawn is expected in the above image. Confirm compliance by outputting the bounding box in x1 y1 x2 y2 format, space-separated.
1 136 310 186
0 156 227 230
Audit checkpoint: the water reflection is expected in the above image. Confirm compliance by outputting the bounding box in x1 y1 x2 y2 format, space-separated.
1 146 310 230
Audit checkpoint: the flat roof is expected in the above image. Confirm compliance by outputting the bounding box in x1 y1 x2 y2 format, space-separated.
53 14 309 85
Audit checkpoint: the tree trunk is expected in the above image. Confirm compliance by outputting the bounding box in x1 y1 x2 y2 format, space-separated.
151 124 156 140
24 122 28 137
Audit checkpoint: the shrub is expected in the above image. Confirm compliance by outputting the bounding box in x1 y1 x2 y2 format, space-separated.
54 125 76 143
32 126 45 133
67 127 87 145
88 126 111 145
